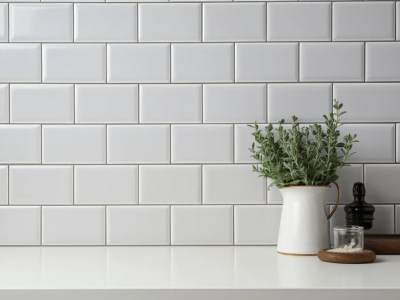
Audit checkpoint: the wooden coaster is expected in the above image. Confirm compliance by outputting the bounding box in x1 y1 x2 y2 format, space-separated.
317 249 376 264
365 235 400 255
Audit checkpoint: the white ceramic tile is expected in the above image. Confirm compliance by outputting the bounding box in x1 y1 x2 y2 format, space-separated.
203 84 267 123
366 43 400 81
300 43 364 82
139 165 201 204
333 2 395 41
203 3 266 42
334 83 400 122
75 166 138 204
43 44 106 83
171 125 233 163
203 165 266 204
139 84 202 123
108 44 170 83
235 43 298 82
171 206 233 245
397 206 400 234
10 4 73 42
0 207 40 245
171 0 228 2
397 3 400 40
107 125 170 164
75 84 138 123
10 84 74 123
341 124 395 163
365 165 400 204
0 4 8 42
172 44 234 83
0 84 9 123
0 44 41 83
9 166 73 205
397 124 400 162
234 124 259 163
330 205 394 235
75 4 137 42
268 83 331 123
0 166 7 205
42 125 106 164
268 165 363 205
234 205 281 245
0 125 41 163
107 206 169 245
44 0 104 2
42 206 105 245
267 2 330 41
327 165 363 205
139 3 201 42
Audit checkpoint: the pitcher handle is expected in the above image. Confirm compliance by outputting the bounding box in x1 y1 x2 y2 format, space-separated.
326 182 340 220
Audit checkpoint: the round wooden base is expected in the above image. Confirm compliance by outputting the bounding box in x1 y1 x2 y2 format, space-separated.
317 249 376 264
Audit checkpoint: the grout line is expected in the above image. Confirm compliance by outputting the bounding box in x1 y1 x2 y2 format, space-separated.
201 3 203 42
200 165 203 205
7 165 9 205
105 124 108 164
137 165 140 204
232 205 235 245
169 205 172 245
40 206 43 245
7 3 9 43
104 205 107 245
297 42 300 82
72 165 75 205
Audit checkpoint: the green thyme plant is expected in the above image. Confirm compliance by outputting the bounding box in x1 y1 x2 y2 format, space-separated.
249 100 358 189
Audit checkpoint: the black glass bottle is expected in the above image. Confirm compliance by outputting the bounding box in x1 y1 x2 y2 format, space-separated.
344 182 375 230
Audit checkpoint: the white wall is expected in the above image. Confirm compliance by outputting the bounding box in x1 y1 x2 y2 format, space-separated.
0 1 399 245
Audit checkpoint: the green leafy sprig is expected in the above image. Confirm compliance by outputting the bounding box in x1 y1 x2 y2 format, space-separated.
249 100 358 189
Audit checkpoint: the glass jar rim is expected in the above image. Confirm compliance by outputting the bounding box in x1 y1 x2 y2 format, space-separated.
334 225 364 231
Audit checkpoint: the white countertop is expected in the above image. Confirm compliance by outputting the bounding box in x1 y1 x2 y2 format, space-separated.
0 246 399 300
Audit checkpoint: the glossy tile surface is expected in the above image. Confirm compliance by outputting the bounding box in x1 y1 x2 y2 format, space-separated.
171 206 233 245
107 206 170 245
43 44 106 83
139 165 201 204
203 165 266 204
139 3 200 42
0 44 41 82
75 166 138 204
107 125 170 164
42 125 106 164
300 42 364 82
171 125 233 163
108 44 170 83
10 4 73 42
42 206 105 245
10 84 74 123
235 43 298 82
139 84 202 123
75 4 137 42
332 2 394 41
9 166 73 205
0 125 41 163
75 84 138 123
172 44 234 82
267 2 330 41
203 3 266 42
203 84 267 123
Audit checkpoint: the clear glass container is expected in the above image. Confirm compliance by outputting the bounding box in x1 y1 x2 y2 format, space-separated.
333 225 364 252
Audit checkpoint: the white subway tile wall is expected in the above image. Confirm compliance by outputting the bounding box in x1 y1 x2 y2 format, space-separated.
0 1 399 245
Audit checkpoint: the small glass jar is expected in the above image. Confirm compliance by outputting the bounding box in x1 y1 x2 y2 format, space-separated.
333 225 364 252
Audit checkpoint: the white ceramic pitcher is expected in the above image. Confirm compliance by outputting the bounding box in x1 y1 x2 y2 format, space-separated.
277 183 340 256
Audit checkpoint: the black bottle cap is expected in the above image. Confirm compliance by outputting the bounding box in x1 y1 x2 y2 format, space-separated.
344 182 375 230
